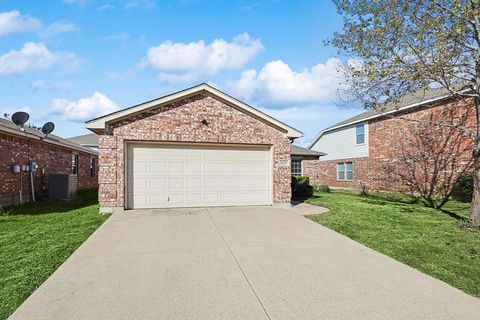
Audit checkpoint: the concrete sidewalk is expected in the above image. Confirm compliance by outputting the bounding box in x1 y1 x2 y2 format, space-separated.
10 205 480 319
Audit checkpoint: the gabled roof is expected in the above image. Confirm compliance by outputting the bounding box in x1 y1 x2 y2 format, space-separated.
0 118 98 156
291 144 326 157
308 87 455 149
86 83 303 139
67 133 98 146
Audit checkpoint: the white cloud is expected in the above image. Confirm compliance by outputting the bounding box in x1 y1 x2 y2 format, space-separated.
228 58 348 106
30 80 46 91
0 10 42 36
0 42 81 75
97 4 115 11
50 82 74 92
124 0 157 9
63 0 87 5
50 92 118 121
102 32 130 41
140 33 264 83
40 22 77 38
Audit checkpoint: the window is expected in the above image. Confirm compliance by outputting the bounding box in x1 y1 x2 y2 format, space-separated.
291 159 302 176
90 157 96 178
356 124 365 144
337 162 353 180
72 154 79 175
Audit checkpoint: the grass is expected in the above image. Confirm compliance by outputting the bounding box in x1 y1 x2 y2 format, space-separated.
307 191 480 297
0 189 109 320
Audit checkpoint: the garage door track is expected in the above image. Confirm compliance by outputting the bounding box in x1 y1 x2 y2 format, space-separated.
10 205 480 319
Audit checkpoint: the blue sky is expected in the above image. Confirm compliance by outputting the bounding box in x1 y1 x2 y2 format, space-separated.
0 0 361 145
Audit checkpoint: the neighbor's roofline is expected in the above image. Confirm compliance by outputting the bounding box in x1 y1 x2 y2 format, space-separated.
0 124 98 156
86 83 303 139
307 92 456 149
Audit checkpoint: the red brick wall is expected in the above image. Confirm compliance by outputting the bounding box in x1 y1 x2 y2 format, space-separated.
304 98 476 192
0 133 98 206
98 93 292 209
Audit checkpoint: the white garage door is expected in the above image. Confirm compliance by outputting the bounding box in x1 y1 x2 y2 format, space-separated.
127 144 272 209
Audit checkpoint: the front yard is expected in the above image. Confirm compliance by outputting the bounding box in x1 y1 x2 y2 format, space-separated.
0 189 109 320
307 191 480 297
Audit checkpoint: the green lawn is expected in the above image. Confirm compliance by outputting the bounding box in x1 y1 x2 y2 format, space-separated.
0 189 109 320
307 191 480 297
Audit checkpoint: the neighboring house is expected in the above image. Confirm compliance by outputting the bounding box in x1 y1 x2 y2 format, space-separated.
86 83 303 212
305 88 476 191
290 145 325 176
0 118 98 207
67 133 99 151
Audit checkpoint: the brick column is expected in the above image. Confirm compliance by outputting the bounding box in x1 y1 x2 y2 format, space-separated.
98 135 117 213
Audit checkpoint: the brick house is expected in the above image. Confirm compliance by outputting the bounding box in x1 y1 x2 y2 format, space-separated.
86 83 303 212
306 88 476 192
0 118 98 207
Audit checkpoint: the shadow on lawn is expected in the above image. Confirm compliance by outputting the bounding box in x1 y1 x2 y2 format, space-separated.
313 191 467 221
4 188 99 216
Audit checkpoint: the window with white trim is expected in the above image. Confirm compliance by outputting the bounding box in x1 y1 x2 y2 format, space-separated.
291 159 302 176
337 162 353 180
356 124 365 144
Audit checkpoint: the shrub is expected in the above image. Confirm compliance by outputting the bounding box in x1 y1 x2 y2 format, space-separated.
314 184 331 193
359 182 369 197
291 176 314 199
452 174 474 202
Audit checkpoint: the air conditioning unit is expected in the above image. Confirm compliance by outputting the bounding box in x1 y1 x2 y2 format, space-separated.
48 174 77 200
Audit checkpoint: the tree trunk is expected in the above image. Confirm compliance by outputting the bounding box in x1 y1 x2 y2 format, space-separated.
469 146 480 227
469 96 480 227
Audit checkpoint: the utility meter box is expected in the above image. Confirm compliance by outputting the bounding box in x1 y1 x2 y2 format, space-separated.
29 161 38 172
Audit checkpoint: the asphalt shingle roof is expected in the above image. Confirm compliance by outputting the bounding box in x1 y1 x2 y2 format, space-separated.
0 118 97 155
67 133 99 146
291 144 326 157
324 87 452 131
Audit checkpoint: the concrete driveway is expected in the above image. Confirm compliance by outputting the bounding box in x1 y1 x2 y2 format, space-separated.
10 205 480 319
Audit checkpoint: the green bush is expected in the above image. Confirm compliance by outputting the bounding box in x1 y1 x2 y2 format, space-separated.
453 174 474 202
314 184 331 193
291 176 314 199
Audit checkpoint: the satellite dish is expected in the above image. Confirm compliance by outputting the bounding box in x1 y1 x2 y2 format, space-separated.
41 122 55 135
11 111 30 127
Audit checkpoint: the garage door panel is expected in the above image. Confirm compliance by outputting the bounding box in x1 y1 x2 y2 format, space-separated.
185 193 202 205
221 178 235 189
237 163 253 174
133 178 149 191
204 193 220 204
133 161 148 173
186 178 202 189
253 162 270 173
168 162 184 173
150 161 166 173
168 178 185 189
253 177 269 189
220 162 235 174
203 163 219 174
128 144 271 209
185 162 202 173
150 195 168 207
150 178 166 189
